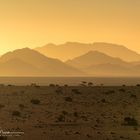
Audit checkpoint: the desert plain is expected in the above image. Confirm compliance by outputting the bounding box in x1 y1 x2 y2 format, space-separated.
0 84 140 140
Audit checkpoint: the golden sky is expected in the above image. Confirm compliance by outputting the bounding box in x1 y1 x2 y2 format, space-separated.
0 0 140 54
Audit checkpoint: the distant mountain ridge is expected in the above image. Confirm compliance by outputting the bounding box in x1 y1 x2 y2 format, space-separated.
0 48 85 76
66 51 130 69
35 42 140 62
65 51 136 76
1 43 140 76
0 58 41 76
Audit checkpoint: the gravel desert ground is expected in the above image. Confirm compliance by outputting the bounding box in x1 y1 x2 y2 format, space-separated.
0 85 140 140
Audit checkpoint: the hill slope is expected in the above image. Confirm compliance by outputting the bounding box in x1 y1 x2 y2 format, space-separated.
66 51 130 69
35 42 140 61
66 51 140 76
0 48 85 76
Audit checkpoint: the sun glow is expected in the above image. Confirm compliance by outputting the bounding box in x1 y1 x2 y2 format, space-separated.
0 0 140 54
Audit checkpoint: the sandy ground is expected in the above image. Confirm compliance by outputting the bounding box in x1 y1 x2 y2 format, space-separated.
0 85 140 140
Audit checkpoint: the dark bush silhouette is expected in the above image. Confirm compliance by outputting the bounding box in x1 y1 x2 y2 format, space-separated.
57 115 65 122
136 84 140 87
64 97 73 102
12 111 21 117
0 136 7 140
130 94 137 99
124 117 138 126
119 89 125 92
101 99 106 103
49 84 55 87
88 82 93 86
62 111 68 115
31 99 40 105
0 104 5 109
19 104 25 110
72 89 81 94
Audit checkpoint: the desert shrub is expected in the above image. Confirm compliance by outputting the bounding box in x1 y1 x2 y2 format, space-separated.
136 84 140 87
57 115 65 122
30 83 37 86
0 136 7 140
64 97 73 102
0 104 5 109
62 111 68 115
82 81 87 84
0 84 5 87
75 132 80 135
19 104 25 109
104 90 115 95
30 99 40 105
72 89 81 94
101 99 106 103
7 84 13 87
130 94 137 99
55 84 59 87
119 89 125 92
30 83 40 88
124 117 138 126
86 134 92 138
49 84 55 87
109 90 115 94
88 82 93 86
12 111 21 117
74 112 78 117
55 88 63 94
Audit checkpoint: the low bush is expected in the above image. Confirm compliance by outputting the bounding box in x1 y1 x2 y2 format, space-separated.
124 117 138 126
30 99 40 105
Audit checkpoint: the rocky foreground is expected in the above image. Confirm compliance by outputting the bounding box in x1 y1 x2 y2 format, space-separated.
0 85 140 140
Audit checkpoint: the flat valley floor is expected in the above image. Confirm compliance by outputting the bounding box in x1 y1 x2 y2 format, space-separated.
0 85 140 140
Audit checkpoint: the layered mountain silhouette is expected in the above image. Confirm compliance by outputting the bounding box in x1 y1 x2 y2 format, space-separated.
0 48 85 76
0 58 41 76
66 51 140 76
66 51 130 69
35 42 140 61
1 42 140 76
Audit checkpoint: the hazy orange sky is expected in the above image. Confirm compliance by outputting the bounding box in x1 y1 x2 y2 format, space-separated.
0 0 140 54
